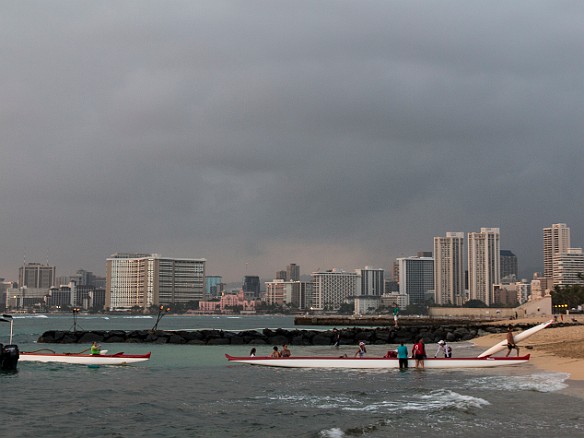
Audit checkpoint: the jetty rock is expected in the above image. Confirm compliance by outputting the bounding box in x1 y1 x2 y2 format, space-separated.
36 321 573 346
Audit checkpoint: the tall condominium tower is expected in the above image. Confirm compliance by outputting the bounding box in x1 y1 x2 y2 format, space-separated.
355 267 384 296
500 250 518 281
543 223 571 279
468 228 500 306
287 263 300 281
106 253 206 310
19 263 56 289
433 232 465 305
397 256 434 305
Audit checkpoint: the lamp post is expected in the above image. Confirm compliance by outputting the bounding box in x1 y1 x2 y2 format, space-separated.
152 305 170 331
71 308 80 332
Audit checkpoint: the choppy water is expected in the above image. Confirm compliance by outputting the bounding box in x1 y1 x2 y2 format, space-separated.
1 315 583 437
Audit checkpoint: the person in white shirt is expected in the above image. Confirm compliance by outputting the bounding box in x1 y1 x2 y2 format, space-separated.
434 340 452 358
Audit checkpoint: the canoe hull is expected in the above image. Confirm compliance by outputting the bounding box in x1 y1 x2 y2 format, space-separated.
225 354 530 369
20 352 151 365
477 319 553 358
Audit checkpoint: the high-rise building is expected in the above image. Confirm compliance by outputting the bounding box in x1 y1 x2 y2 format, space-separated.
68 269 104 288
265 279 287 306
468 228 500 306
500 250 518 281
287 263 300 281
392 261 399 283
311 269 358 311
552 248 584 286
19 263 56 289
106 253 206 310
265 279 312 310
433 232 465 305
543 223 571 279
206 275 223 298
242 275 261 299
355 267 384 296
396 256 434 305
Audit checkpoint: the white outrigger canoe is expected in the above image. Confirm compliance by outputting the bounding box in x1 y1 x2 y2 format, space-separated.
20 350 151 365
226 319 554 369
225 354 530 369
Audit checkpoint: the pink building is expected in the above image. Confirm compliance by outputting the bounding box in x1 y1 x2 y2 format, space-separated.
199 290 255 313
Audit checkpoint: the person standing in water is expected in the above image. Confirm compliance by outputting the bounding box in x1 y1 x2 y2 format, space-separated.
412 338 426 368
505 326 520 357
397 342 408 369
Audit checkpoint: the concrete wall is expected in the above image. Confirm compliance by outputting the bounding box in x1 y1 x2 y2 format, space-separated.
428 296 552 319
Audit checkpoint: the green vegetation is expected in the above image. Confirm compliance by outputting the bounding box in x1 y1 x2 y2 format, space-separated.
551 284 584 310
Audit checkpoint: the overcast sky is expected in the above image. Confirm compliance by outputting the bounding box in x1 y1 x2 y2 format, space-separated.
1 1 583 283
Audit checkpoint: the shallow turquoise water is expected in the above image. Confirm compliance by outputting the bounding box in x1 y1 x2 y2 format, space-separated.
1 315 582 437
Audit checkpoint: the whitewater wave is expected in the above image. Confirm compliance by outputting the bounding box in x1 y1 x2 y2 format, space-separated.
263 394 363 409
467 372 569 393
319 428 345 438
340 389 489 414
121 316 153 319
262 389 488 414
11 314 48 319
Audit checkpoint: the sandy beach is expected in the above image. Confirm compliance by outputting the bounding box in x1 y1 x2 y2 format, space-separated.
472 317 584 381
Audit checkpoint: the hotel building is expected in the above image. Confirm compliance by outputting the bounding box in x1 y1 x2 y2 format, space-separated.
19 263 56 289
106 253 206 310
396 256 434 305
552 248 584 286
311 269 358 311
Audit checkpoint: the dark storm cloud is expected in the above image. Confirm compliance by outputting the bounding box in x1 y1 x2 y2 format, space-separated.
1 1 584 281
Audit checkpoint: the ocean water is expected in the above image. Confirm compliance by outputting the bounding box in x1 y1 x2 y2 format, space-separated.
1 314 582 438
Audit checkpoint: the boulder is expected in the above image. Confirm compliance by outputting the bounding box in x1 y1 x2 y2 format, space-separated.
207 338 231 345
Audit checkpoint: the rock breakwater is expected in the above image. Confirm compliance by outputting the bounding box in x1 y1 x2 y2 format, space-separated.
36 322 562 346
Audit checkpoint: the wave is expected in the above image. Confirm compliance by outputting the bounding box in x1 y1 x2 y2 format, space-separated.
263 394 363 409
340 389 489 414
319 428 345 438
467 372 569 393
11 314 49 319
121 316 153 319
261 389 488 414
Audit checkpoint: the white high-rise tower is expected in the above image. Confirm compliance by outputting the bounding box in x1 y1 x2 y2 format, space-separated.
468 228 500 306
543 223 571 279
434 232 465 305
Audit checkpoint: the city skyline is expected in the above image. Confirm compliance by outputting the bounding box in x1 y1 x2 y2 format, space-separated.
1 222 581 285
2 3 584 283
4 223 571 289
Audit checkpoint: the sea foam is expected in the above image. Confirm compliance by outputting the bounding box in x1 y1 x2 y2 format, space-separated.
467 372 569 393
319 428 345 438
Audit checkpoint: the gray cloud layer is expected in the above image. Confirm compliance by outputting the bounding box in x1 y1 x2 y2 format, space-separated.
1 1 583 282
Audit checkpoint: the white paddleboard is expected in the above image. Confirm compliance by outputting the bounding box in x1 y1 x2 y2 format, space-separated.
477 319 553 358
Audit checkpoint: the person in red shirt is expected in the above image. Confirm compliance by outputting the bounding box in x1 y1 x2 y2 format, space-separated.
412 338 426 368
